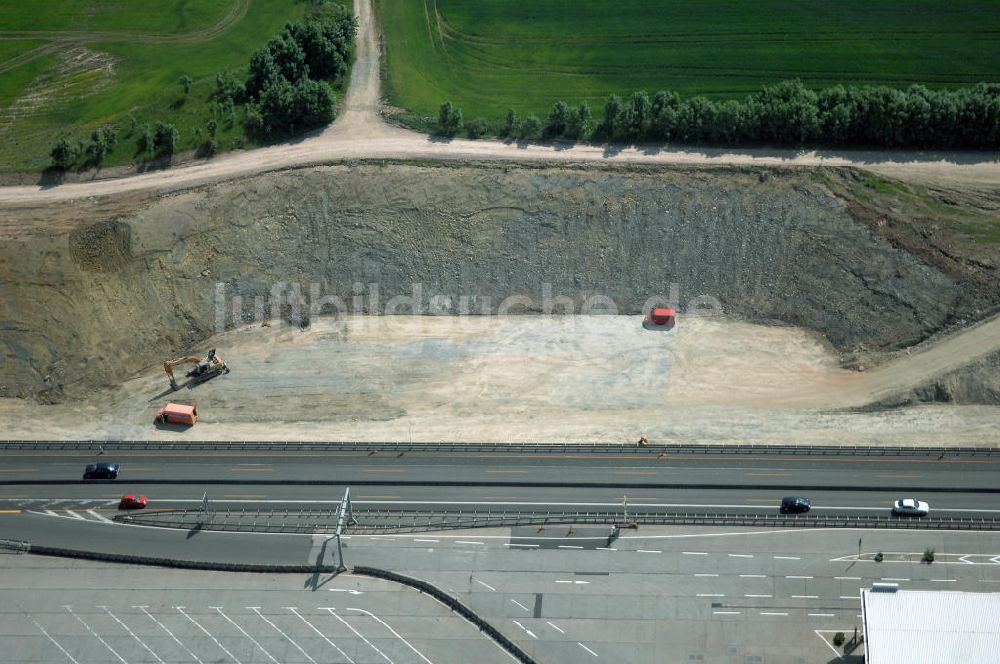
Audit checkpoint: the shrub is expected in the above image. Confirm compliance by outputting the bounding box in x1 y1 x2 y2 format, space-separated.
465 117 489 139
923 547 935 563
438 100 463 135
153 122 179 155
833 632 845 647
518 114 542 140
502 108 519 137
49 136 79 170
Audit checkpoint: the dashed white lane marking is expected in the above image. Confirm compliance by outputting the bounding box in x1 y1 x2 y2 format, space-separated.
596 547 617 551
637 549 662 554
559 545 584 550
835 576 861 581
505 543 539 548
456 541 484 545
510 599 531 612
729 554 754 558
792 595 819 599
87 509 114 523
136 606 204 664
546 621 565 634
215 607 279 664
414 539 439 543
101 606 164 664
745 594 772 598
578 642 599 657
65 606 128 664
555 580 590 584
713 611 741 615
786 575 814 580
250 607 316 664
739 574 766 578
512 620 538 639
347 608 435 664
697 594 725 597
840 596 860 600
178 607 244 664
809 613 835 617
682 551 708 555
761 612 789 616
289 608 355 664
931 579 956 583
329 589 364 595
323 608 395 664
694 573 719 577
774 556 800 560
31 617 79 664
882 578 910 582
474 579 497 592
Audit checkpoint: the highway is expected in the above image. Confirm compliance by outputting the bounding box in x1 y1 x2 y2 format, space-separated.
2 449 999 516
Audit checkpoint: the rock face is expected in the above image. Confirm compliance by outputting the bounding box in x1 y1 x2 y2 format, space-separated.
0 163 992 401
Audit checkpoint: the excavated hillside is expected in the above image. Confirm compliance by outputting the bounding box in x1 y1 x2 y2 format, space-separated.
1 162 998 403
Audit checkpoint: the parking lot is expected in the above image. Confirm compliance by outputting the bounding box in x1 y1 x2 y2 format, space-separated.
0 558 507 664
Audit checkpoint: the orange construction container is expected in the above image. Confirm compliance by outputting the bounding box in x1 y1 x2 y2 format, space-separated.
155 403 197 426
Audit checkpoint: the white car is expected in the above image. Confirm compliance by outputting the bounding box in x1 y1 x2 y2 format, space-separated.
892 498 930 516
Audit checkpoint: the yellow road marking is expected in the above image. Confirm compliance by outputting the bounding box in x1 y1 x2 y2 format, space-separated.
0 509 22 514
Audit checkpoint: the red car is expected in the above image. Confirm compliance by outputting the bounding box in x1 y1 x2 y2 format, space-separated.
118 494 148 510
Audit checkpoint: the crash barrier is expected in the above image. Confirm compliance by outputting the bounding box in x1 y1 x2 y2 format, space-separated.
22 542 341 573
0 440 995 456
116 507 1000 533
353 566 537 664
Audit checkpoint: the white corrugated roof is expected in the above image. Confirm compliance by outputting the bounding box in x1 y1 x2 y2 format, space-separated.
862 589 1000 664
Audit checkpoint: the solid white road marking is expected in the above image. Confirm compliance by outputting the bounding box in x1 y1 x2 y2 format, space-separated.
31 617 80 664
63 510 86 520
65 606 128 664
578 643 599 657
348 608 435 662
510 599 531 612
177 607 244 664
323 608 395 664
87 509 114 523
289 608 354 664
136 606 204 664
100 606 164 664
474 579 497 592
250 607 316 664
546 621 565 634
215 607 279 664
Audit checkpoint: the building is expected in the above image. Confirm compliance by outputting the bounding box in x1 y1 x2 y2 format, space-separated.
861 587 1000 663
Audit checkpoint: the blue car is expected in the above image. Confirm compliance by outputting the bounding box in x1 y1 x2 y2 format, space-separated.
83 463 119 480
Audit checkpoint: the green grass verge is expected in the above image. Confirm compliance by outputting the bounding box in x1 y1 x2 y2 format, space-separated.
378 0 1000 122
0 1 231 34
0 1 321 172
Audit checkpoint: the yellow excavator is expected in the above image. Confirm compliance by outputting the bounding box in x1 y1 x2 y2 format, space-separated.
163 349 229 391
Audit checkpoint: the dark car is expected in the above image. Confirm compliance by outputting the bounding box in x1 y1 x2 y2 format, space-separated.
83 463 119 480
780 496 811 513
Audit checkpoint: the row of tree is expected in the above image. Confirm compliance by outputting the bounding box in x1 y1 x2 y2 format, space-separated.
440 80 1000 149
50 123 179 170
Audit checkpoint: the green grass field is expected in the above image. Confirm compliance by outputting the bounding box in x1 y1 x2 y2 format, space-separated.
378 0 1000 124
0 1 315 171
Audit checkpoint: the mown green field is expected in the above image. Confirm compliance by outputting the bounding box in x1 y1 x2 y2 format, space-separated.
378 0 1000 124
0 1 313 171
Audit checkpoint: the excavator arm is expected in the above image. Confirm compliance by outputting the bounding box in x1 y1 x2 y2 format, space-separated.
163 356 202 390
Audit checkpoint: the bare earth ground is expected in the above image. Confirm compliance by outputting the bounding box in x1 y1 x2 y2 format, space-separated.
0 315 997 445
0 0 997 222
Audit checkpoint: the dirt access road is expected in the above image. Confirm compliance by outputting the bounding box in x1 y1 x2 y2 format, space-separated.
0 0 997 213
1 315 998 444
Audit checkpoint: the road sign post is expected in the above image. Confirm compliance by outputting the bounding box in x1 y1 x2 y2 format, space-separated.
335 488 354 571
201 491 209 514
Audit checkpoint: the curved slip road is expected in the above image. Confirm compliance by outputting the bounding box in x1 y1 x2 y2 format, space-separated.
0 0 998 212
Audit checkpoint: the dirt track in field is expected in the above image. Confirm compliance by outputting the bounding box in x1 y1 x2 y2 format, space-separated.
0 0 997 225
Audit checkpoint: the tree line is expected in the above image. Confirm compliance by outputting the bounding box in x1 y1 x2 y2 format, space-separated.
439 80 1000 149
